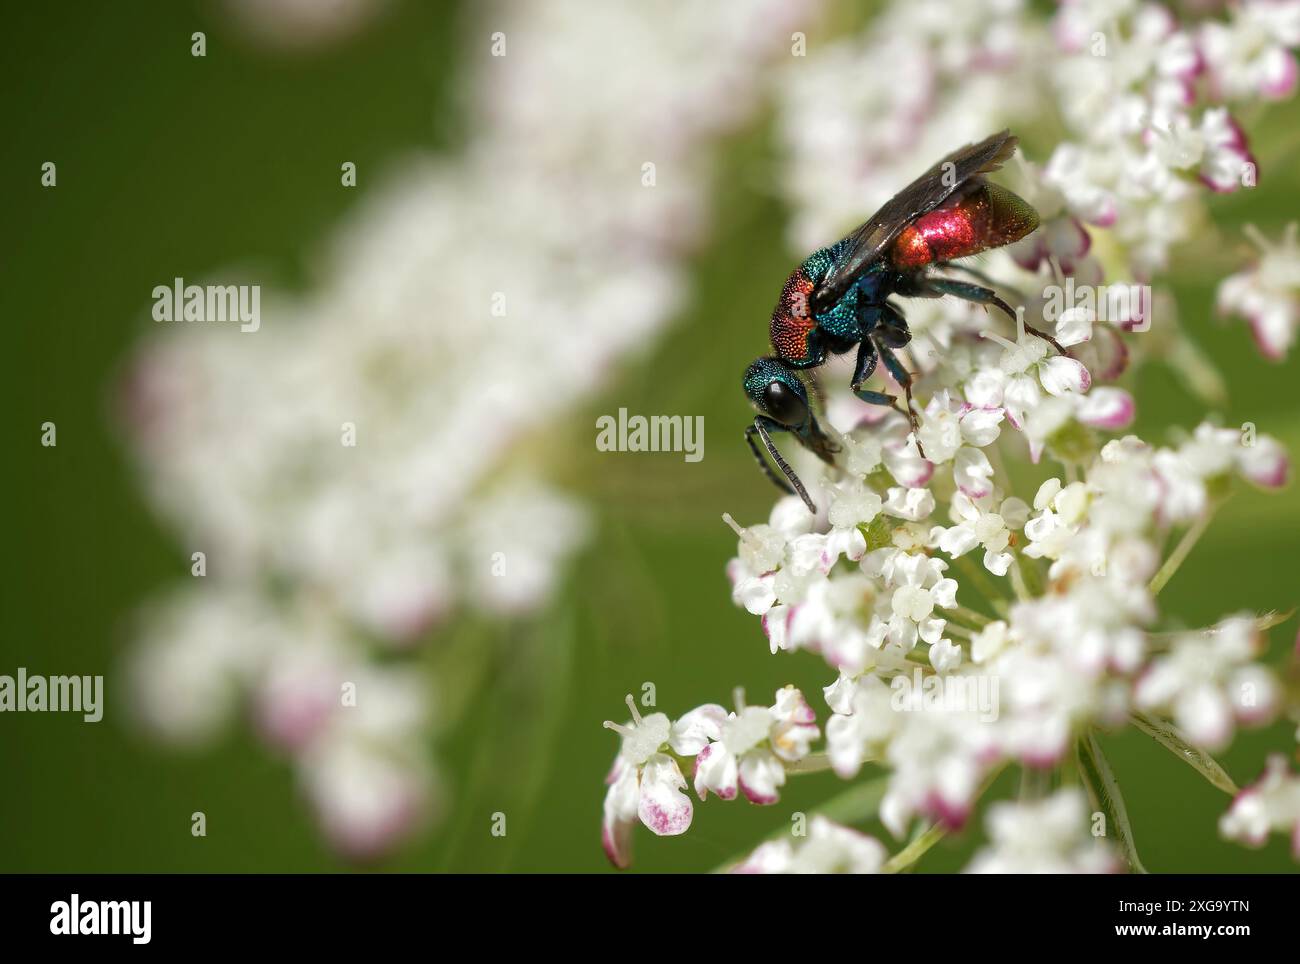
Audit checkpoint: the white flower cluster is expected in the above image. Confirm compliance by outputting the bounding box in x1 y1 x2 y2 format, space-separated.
599 0 1300 873
1048 0 1300 357
713 411 1288 839
965 789 1118 874
780 0 1300 366
1220 754 1300 858
733 816 887 874
603 409 1290 871
123 0 821 856
601 687 820 869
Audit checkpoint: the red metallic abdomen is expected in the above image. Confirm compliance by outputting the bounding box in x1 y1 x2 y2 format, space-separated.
889 180 1039 269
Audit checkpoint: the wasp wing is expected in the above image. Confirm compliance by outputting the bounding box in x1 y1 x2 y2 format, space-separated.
812 130 1020 312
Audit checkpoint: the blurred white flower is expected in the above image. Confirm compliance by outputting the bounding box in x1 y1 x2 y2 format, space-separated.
602 695 721 868
1200 0 1300 101
1218 223 1300 359
931 490 1030 576
125 0 825 858
601 0 1300 875
222 0 389 50
965 789 1118 873
1220 755 1300 857
694 687 819 805
1135 615 1279 750
297 666 434 859
732 816 887 873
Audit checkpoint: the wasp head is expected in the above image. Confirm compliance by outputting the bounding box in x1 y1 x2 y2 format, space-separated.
742 357 838 465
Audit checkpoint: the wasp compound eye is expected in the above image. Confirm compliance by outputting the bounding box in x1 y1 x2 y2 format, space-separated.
763 379 807 426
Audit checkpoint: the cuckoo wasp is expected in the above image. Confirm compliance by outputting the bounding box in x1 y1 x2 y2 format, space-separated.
743 129 1062 512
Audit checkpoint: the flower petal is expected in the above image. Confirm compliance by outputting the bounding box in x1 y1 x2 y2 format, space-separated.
738 749 786 805
1039 356 1091 396
693 743 738 801
669 704 728 755
637 754 693 835
601 759 640 868
954 446 994 499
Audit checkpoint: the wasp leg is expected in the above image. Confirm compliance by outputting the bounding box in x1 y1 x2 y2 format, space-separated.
746 416 816 513
872 338 927 459
939 262 1027 301
850 338 907 416
854 304 926 458
851 335 926 458
875 300 912 348
850 336 879 387
919 276 1066 354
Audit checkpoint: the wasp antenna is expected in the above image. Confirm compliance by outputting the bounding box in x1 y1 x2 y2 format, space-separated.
753 419 817 514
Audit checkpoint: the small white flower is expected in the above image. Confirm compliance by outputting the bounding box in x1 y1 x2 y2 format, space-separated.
862 549 957 651
1200 0 1300 102
1218 223 1300 360
732 816 887 873
965 789 1118 873
878 698 999 838
824 674 899 779
1219 755 1300 859
916 390 1005 461
1197 108 1257 193
970 619 1012 664
694 687 819 805
883 485 936 521
1022 478 1091 562
931 490 1031 576
976 328 1092 431
1011 214 1093 274
1054 305 1094 347
602 695 724 867
1042 142 1118 227
1134 616 1279 750
929 638 964 673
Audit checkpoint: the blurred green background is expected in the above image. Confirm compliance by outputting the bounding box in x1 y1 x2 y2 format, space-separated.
2 0 1298 873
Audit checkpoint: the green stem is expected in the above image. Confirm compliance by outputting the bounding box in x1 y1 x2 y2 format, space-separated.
1016 553 1044 597
944 622 974 641
942 604 993 629
905 643 933 667
880 762 1009 874
882 822 947 874
784 752 838 775
1018 764 1051 801
1009 558 1032 603
1130 712 1239 796
986 438 1015 493
1145 608 1292 653
1077 730 1148 874
1148 505 1220 597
